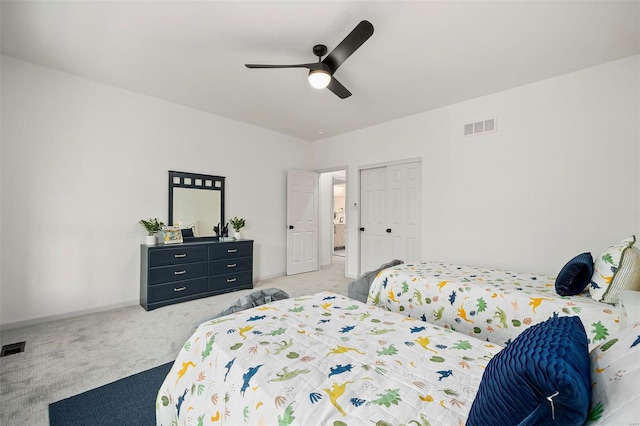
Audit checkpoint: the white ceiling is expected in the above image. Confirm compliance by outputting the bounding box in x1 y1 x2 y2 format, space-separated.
2 1 639 142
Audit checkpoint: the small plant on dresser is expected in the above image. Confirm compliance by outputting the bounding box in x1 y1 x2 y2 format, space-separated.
139 218 165 245
229 216 246 240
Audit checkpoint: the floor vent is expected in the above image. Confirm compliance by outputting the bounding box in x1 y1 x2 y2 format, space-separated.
1 341 26 357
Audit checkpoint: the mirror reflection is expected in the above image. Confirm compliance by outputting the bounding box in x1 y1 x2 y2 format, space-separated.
168 170 225 240
172 188 221 237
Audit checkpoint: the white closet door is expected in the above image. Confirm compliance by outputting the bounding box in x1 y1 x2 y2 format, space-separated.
360 167 389 274
387 162 422 264
360 162 421 274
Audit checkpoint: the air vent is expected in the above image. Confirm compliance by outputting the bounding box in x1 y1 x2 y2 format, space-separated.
1 341 26 357
463 117 497 137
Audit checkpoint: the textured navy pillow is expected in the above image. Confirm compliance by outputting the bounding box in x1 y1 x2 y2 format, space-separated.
555 252 593 296
467 316 591 426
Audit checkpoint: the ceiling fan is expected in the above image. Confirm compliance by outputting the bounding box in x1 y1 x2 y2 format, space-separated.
245 20 374 99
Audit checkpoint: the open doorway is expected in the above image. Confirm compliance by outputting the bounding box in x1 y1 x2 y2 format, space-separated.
318 169 347 272
332 177 346 263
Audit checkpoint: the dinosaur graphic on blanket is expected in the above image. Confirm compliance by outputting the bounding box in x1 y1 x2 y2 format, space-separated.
175 361 196 384
323 381 354 416
270 367 311 382
175 388 188 417
457 304 475 323
240 364 263 396
224 357 235 382
493 307 508 329
529 297 554 314
328 364 354 378
328 345 366 356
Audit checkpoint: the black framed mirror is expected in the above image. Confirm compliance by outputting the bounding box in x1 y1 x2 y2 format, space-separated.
168 170 225 241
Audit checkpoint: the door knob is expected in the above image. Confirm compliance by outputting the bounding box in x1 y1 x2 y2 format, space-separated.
288 225 294 229
360 227 365 231
386 228 392 233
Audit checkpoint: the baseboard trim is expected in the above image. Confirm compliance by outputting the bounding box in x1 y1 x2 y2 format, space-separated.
1 269 347 330
254 272 286 282
0 299 140 331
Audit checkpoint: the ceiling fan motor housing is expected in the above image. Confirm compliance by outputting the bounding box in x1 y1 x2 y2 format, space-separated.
313 44 328 58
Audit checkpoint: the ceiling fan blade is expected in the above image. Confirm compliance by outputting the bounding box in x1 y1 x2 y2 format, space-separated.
322 20 374 73
327 77 352 99
245 63 323 70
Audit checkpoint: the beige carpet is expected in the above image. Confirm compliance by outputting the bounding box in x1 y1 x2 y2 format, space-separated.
0 263 351 426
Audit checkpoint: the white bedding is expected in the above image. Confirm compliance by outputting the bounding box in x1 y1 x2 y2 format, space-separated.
368 261 620 349
156 292 501 425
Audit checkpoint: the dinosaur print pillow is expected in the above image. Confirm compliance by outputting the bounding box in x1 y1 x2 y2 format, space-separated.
586 321 640 425
589 235 640 304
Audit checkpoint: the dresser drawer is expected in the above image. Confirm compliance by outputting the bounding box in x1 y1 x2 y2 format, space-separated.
209 257 252 275
149 262 207 285
147 277 207 303
209 271 252 292
208 242 252 260
149 246 207 267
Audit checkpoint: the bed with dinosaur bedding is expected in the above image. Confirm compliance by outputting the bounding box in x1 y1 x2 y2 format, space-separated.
156 290 639 425
366 260 621 349
156 291 501 425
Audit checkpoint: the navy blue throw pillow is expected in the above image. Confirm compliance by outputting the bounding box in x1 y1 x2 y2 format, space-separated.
555 252 593 296
467 316 590 426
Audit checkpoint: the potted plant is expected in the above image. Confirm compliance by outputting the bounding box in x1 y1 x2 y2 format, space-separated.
229 216 246 240
139 218 165 245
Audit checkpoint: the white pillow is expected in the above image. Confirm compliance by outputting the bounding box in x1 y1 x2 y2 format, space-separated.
587 321 640 424
590 235 640 304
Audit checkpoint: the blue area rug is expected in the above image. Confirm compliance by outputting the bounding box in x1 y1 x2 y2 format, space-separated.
49 362 173 426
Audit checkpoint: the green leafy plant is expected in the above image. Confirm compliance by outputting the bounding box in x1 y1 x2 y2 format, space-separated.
229 216 246 231
139 218 164 236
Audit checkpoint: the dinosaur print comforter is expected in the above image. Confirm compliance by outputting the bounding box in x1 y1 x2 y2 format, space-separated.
156 292 501 425
367 261 619 349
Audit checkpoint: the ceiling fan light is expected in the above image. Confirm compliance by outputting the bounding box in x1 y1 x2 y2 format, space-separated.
308 69 331 89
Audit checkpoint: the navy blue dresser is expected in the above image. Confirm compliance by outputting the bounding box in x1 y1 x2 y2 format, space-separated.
140 239 253 310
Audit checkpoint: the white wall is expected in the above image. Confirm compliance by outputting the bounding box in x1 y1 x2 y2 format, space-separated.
0 56 312 326
313 55 640 278
3 55 639 326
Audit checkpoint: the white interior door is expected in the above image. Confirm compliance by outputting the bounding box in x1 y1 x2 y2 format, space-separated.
359 167 389 274
287 170 319 275
360 162 421 274
387 162 422 263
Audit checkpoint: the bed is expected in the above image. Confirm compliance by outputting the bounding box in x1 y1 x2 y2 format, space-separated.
156 291 501 425
156 291 639 425
367 261 620 349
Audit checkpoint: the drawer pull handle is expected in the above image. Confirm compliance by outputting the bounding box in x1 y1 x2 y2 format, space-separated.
227 249 237 253
174 254 187 258
226 278 237 283
174 286 186 292
227 263 237 268
174 270 187 275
